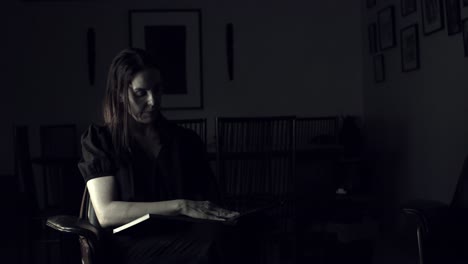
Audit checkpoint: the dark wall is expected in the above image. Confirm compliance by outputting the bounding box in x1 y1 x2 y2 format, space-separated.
362 0 468 207
3 0 364 175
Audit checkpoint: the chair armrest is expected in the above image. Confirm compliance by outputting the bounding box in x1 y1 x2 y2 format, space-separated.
401 199 450 236
46 215 101 243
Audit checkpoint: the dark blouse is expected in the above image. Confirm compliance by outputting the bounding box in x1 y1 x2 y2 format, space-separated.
77 118 219 204
76 119 258 263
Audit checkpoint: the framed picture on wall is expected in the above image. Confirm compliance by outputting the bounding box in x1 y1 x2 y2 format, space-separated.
378 6 397 50
463 18 468 57
368 23 378 53
367 0 376 8
401 0 417 16
400 24 420 72
374 54 385 83
445 0 462 35
129 9 204 110
421 0 445 35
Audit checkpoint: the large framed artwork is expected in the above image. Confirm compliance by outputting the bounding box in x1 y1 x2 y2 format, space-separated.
378 6 397 50
400 24 420 72
445 0 461 35
401 0 417 16
129 9 203 110
420 0 445 35
464 18 468 57
374 54 385 83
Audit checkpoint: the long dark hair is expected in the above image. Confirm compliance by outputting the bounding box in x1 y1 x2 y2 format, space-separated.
103 48 159 159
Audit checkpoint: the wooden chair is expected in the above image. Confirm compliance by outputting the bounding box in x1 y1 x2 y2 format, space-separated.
38 124 81 214
31 124 83 263
47 187 102 264
12 126 35 263
401 155 468 264
13 125 81 263
14 126 37 212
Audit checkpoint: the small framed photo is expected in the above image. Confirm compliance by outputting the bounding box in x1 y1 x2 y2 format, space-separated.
378 6 397 50
463 18 468 57
129 9 204 110
367 0 376 8
445 0 462 35
368 23 378 54
374 54 385 83
401 0 417 16
421 0 445 35
400 24 420 72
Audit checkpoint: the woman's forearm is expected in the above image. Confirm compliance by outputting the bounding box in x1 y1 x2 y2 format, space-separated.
87 176 186 228
99 199 182 228
86 177 236 228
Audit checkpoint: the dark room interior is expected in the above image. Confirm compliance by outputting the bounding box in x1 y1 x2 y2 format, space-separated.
2 0 468 263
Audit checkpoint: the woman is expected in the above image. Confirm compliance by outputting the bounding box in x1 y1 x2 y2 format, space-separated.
78 48 239 263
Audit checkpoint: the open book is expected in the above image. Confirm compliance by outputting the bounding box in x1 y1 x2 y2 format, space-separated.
113 201 281 235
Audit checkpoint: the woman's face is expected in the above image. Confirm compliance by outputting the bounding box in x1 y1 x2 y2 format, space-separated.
127 68 163 124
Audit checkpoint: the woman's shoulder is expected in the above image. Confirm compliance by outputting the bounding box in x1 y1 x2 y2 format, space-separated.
81 123 113 150
82 123 111 138
78 123 117 181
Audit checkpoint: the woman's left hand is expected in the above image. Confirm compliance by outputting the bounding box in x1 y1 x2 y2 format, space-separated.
178 200 239 221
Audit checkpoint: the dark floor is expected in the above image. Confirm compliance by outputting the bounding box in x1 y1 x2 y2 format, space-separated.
1 229 421 264
0 206 429 264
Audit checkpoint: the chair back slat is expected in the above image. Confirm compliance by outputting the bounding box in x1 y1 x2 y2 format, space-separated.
39 124 81 212
40 124 77 159
13 125 38 211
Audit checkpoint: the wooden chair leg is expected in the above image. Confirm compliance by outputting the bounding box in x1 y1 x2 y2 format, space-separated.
416 226 424 264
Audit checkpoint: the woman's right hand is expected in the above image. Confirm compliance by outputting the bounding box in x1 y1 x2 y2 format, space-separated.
178 200 239 221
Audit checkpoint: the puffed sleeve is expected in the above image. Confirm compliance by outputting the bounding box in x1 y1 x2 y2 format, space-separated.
77 124 117 183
